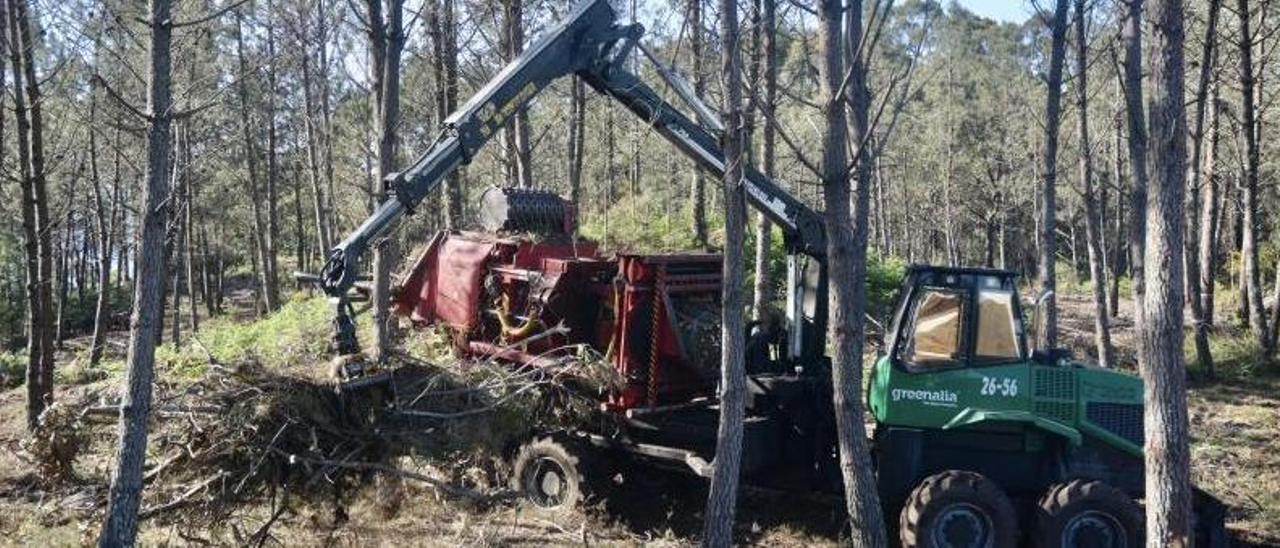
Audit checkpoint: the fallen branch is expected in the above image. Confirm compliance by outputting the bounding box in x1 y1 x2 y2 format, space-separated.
140 472 226 520
270 449 494 502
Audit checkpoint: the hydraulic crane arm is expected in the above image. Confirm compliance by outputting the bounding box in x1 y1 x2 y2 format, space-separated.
578 48 826 258
322 0 824 299
320 0 623 296
321 0 827 362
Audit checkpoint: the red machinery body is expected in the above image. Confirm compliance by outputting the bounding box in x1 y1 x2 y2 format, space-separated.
391 231 722 411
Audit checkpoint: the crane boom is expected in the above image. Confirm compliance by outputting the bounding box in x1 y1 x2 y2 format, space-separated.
321 0 828 362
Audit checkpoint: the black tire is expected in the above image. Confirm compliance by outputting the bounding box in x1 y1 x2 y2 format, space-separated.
510 437 584 510
899 470 1020 548
1036 479 1143 548
1193 488 1228 548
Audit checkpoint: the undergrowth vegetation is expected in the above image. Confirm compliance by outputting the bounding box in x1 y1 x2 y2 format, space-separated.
152 293 334 378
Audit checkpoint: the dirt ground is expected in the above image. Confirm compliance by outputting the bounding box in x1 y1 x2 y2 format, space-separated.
0 292 1277 546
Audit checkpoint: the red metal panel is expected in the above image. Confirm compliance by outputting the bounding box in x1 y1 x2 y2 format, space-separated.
394 230 724 414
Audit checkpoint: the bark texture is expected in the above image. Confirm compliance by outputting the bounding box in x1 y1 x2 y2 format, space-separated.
1142 0 1194 543
1038 0 1070 349
1235 0 1272 353
751 0 776 319
1072 0 1114 367
1121 0 1149 339
702 0 746 544
368 0 405 362
99 0 173 543
826 0 887 544
1187 0 1221 375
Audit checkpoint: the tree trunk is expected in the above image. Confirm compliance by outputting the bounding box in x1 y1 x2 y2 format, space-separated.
184 121 199 333
7 0 54 429
170 124 185 346
1199 79 1221 331
568 75 586 211
1121 0 1150 343
430 0 462 228
499 0 532 188
262 15 281 311
1235 0 1272 352
1142 0 1193 543
89 83 116 368
829 0 888 544
1037 0 1070 349
369 0 405 362
1072 0 1114 367
1110 107 1125 317
300 20 333 255
1187 0 1221 375
99 0 173 543
751 0 776 320
689 0 707 248
702 2 746 543
234 13 272 316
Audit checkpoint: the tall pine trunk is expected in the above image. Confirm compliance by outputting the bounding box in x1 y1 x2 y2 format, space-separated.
751 0 776 319
1187 0 1221 375
688 0 707 248
430 0 462 228
826 0 887 544
1198 79 1220 331
1235 0 1272 352
702 2 746 543
368 0 405 362
88 82 116 368
1073 0 1114 367
1142 0 1193 542
99 0 173 542
1121 0 1150 343
234 13 272 316
1037 0 1069 349
7 0 54 429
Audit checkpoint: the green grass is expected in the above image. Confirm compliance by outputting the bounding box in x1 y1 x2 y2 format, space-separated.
153 293 334 378
1185 326 1280 381
0 351 24 389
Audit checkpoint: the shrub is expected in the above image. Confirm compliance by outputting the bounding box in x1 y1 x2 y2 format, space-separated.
0 351 25 389
155 294 335 377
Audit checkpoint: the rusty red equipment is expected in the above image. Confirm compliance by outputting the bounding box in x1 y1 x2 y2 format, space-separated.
391 195 723 412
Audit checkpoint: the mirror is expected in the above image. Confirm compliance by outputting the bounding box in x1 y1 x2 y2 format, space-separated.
1026 289 1055 355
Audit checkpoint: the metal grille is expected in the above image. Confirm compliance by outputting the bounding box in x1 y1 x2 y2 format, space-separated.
1034 367 1075 399
1032 367 1076 422
1086 402 1144 447
1035 401 1076 422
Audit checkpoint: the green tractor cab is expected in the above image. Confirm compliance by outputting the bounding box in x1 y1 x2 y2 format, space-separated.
867 265 1224 547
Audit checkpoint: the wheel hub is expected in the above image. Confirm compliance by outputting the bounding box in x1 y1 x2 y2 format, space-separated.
932 503 993 548
1063 511 1125 548
527 457 568 508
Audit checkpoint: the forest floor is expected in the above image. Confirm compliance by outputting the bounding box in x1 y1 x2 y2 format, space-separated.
0 287 1277 546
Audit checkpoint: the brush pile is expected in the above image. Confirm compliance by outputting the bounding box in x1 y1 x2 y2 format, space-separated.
78 345 621 529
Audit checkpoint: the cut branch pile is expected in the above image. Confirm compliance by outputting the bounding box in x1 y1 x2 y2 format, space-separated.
80 344 621 530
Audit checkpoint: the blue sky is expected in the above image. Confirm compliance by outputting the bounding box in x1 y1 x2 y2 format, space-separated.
953 0 1032 23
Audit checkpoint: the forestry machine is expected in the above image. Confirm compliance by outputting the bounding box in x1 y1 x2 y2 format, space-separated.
311 1 1227 546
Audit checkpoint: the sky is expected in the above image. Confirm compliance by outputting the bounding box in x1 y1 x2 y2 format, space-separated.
953 0 1033 23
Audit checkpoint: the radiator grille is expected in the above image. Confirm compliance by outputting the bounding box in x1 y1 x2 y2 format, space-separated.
1086 402 1144 447
1034 367 1075 399
1032 367 1076 422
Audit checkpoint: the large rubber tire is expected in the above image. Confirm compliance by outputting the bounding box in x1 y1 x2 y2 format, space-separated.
510 437 584 510
1193 488 1228 548
899 470 1020 548
1036 479 1143 548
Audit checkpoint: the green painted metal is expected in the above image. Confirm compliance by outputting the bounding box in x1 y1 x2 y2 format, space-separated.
867 265 1148 462
869 354 1144 456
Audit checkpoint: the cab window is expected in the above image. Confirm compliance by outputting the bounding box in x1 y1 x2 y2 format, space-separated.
905 289 965 367
975 289 1022 360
